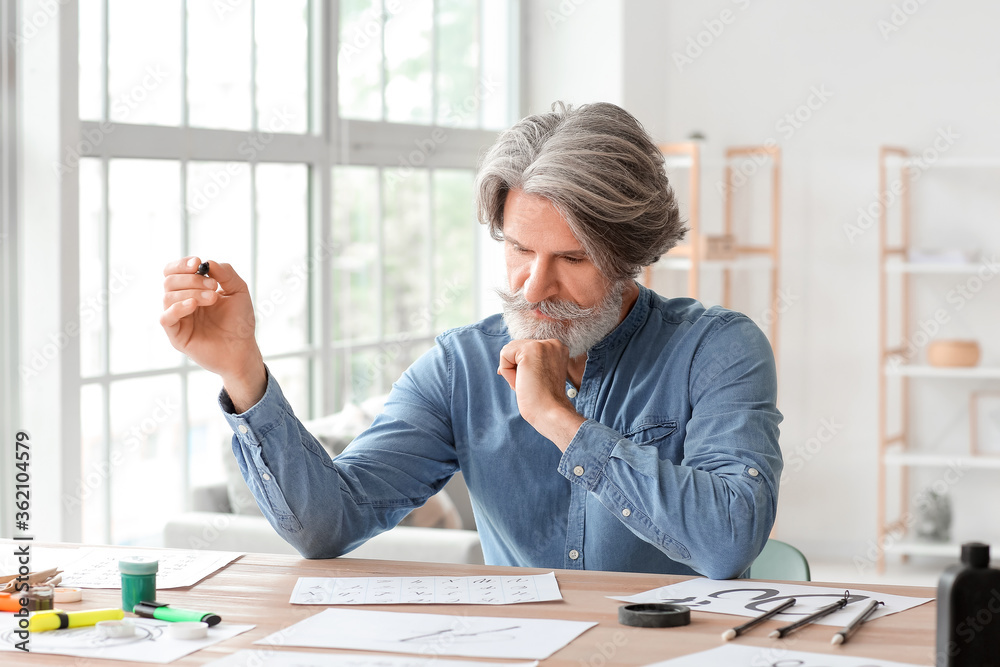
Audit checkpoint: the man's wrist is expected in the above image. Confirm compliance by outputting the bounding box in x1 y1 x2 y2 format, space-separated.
222 359 268 414
537 404 586 452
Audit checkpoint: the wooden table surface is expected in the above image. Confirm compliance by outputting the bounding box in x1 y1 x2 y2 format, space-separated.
5 547 939 666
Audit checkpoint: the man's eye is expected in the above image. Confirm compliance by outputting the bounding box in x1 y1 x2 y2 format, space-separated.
563 256 584 264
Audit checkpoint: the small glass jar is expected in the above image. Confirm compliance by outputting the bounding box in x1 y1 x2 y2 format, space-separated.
118 557 158 612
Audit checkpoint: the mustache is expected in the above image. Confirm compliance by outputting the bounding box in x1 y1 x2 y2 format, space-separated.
494 286 599 321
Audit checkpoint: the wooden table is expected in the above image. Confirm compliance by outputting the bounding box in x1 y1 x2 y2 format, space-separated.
6 549 938 666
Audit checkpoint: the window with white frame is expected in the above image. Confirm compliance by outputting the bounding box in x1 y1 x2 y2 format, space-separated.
72 0 518 546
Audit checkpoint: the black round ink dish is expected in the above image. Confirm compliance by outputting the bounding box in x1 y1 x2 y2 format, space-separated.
618 603 691 628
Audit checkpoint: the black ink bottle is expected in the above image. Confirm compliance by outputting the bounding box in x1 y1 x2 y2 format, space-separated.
936 542 1000 666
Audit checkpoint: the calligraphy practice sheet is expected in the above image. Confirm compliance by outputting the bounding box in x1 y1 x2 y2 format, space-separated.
255 608 597 660
610 578 933 627
290 572 562 605
208 649 539 667
642 644 926 667
0 615 254 664
57 547 243 589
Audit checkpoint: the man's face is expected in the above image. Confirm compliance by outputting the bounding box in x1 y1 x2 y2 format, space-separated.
499 188 625 358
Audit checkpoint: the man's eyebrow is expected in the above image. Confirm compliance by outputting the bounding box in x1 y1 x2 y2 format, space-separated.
504 234 587 257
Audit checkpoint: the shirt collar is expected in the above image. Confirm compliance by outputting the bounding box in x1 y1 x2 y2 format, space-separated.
588 280 649 357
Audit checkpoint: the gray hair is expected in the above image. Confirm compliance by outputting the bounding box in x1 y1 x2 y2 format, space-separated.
475 101 686 282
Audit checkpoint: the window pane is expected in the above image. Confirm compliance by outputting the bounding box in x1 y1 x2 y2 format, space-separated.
108 159 182 374
256 164 309 355
108 0 181 125
348 349 380 401
267 357 309 416
382 169 430 337
436 0 479 129
79 0 103 121
109 375 184 545
332 166 379 341
432 169 476 331
187 161 252 284
187 369 231 490
80 384 107 544
187 0 252 130
338 0 383 121
80 159 105 378
255 0 309 133
480 0 513 130
384 0 432 124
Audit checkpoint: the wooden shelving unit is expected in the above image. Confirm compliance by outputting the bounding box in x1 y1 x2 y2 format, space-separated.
646 143 782 367
876 146 1000 572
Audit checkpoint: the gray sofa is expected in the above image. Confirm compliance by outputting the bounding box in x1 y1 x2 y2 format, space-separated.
163 397 483 564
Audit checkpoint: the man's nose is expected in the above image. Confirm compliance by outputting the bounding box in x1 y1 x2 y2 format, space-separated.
523 258 559 304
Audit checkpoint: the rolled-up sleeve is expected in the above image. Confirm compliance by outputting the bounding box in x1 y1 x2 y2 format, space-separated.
557 315 782 579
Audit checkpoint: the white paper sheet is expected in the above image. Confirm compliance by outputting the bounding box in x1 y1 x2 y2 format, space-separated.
290 572 562 605
0 615 254 664
207 649 539 667
56 547 243 589
642 643 926 667
610 578 933 627
255 608 597 660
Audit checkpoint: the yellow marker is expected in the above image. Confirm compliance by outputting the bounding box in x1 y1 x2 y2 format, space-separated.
28 608 125 633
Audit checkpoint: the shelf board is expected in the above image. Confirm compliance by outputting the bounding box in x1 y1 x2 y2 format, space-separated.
884 156 1000 169
884 448 1000 469
655 256 774 271
884 261 988 274
882 539 963 558
884 364 1000 379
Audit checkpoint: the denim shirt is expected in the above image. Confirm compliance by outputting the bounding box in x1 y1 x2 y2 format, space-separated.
221 284 782 579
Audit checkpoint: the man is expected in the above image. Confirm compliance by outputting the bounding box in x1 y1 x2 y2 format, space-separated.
161 102 782 579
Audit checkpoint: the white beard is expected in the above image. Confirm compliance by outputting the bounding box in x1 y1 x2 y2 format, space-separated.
498 282 625 358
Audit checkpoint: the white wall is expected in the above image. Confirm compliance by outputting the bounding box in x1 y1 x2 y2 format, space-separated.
524 0 1000 567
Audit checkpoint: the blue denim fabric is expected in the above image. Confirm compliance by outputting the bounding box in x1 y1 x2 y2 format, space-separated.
221 284 782 578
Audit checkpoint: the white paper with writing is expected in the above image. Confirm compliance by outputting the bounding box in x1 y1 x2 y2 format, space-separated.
255 608 596 660
57 547 242 589
290 571 562 605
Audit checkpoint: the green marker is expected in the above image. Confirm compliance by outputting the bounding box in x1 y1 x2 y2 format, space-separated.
132 600 221 626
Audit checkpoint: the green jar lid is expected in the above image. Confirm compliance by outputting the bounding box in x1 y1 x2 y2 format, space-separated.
118 557 158 575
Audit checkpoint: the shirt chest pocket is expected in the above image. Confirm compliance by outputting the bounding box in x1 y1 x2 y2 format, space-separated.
624 419 679 448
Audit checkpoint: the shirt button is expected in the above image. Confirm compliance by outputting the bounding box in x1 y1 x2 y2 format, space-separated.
567 387 578 398
262 473 271 481
622 508 631 517
573 465 584 477
238 424 248 434
748 467 759 477
568 549 580 560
